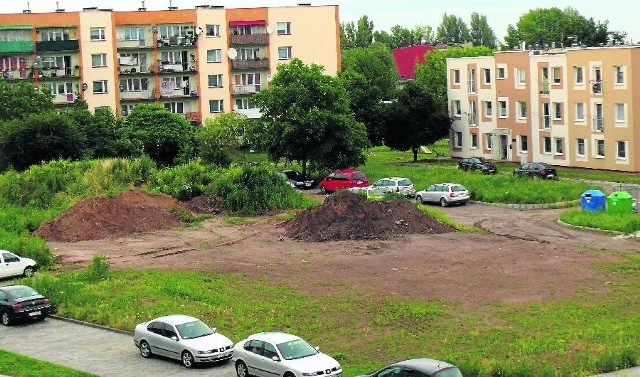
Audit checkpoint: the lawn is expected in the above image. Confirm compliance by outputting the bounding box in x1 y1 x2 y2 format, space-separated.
0 350 98 377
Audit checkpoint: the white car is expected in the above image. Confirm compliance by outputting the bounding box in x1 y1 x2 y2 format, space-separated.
233 332 342 377
415 183 470 207
133 314 233 368
0 250 37 279
371 177 416 197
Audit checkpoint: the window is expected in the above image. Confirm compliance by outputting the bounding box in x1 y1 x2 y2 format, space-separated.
278 46 292 60
209 99 223 113
42 82 73 95
237 47 260 61
121 104 135 116
161 51 184 64
575 103 585 121
576 138 585 156
593 103 603 131
483 68 491 84
617 141 627 159
517 101 527 119
471 134 478 148
543 137 552 154
164 102 185 114
277 22 291 35
615 103 626 123
541 102 551 129
554 138 563 154
574 66 583 84
119 78 148 92
540 67 550 94
235 98 256 110
496 67 505 79
452 100 461 117
553 102 562 120
120 27 144 41
206 49 222 63
206 24 220 37
552 67 561 84
596 139 605 157
208 74 223 88
467 68 476 93
91 53 107 68
452 69 460 85
520 135 528 152
614 65 625 85
516 67 526 85
485 133 493 150
92 80 108 93
90 27 106 41
484 101 492 117
454 132 463 148
592 66 603 94
498 100 507 117
468 100 476 125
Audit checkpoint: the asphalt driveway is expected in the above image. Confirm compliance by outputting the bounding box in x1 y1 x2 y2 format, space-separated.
0 317 235 377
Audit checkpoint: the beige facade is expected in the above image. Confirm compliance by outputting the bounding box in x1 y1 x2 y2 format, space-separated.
447 46 640 172
0 4 340 124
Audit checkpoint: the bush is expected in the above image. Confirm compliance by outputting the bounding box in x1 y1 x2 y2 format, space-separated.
148 160 220 201
84 254 109 282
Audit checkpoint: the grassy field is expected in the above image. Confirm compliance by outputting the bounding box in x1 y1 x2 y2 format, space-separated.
560 209 640 233
0 350 98 377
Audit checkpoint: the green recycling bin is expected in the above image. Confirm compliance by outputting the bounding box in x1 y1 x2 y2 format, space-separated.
607 191 634 214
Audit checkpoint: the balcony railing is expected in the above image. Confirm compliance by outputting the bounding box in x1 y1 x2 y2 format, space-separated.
230 33 269 46
592 117 604 132
231 59 269 71
541 115 551 129
1 69 29 80
52 92 78 104
0 41 34 53
233 84 262 95
157 37 196 48
467 113 477 126
540 79 550 94
116 39 152 50
36 40 79 52
591 82 602 94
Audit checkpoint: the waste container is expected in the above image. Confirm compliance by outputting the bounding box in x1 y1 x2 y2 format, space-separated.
581 189 606 212
607 191 634 214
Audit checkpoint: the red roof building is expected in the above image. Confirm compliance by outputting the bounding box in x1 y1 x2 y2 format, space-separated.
392 45 435 80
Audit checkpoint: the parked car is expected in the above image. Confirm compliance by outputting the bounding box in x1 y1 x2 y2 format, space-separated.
0 250 38 279
513 162 558 179
281 170 314 189
134 314 234 368
357 358 463 377
348 186 385 200
370 177 416 197
415 183 470 207
0 285 52 326
458 157 497 175
318 168 369 194
276 171 298 190
233 331 342 377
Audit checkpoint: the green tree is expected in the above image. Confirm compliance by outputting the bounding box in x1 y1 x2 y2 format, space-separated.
119 104 194 166
251 58 368 177
340 22 357 50
469 12 497 49
340 43 398 145
0 111 85 171
0 80 54 122
195 112 248 167
384 81 451 162
340 15 374 49
436 13 470 44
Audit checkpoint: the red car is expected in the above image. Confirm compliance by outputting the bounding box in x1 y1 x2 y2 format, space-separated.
318 169 369 194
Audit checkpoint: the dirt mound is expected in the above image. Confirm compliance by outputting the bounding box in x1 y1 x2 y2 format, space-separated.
36 190 186 242
285 191 454 241
185 195 226 215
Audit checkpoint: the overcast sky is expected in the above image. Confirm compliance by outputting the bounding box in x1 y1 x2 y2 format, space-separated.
6 0 639 43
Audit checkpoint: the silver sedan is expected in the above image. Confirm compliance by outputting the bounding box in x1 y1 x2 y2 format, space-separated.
415 183 470 207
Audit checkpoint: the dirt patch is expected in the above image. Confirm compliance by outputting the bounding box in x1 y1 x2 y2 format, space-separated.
184 195 226 215
285 191 453 241
36 190 185 242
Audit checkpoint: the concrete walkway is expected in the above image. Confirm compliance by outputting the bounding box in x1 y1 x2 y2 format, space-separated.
594 367 640 377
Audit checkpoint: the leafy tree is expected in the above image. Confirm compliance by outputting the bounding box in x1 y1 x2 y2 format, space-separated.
384 81 451 162
251 58 368 177
375 25 434 49
340 15 374 49
0 111 85 171
469 12 497 49
340 43 398 145
0 80 54 122
119 104 194 166
195 112 249 167
373 30 392 46
340 22 357 50
436 13 470 44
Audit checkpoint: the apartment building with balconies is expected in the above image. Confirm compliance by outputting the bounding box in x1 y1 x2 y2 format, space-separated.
0 3 340 124
447 45 640 172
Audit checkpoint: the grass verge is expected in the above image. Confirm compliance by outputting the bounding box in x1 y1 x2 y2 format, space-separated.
0 349 98 377
560 209 640 234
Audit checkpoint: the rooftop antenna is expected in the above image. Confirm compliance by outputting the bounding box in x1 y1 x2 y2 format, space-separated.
139 0 146 11
23 1 31 13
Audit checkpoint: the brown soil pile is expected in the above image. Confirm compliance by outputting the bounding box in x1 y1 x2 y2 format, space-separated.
285 191 454 241
184 195 226 215
36 190 186 242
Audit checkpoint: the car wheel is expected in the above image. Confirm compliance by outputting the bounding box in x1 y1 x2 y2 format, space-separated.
320 186 327 194
440 197 448 207
36 314 47 321
415 195 423 204
139 340 152 358
236 361 249 377
181 351 195 368
1 311 11 326
23 266 35 277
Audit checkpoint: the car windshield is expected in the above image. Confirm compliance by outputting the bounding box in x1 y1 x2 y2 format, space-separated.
433 367 464 377
276 338 318 360
7 286 39 299
175 320 214 340
398 179 412 186
450 185 467 192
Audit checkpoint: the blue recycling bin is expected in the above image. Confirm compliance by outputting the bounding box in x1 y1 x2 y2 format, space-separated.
581 189 606 212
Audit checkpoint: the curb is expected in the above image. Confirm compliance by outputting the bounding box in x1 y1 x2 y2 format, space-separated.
470 200 580 210
50 315 133 336
556 219 625 236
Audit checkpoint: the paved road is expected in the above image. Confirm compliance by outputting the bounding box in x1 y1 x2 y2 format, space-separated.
594 368 640 377
0 317 236 377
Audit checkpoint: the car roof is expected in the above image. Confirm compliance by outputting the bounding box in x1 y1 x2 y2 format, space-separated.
248 332 300 344
333 168 363 173
378 177 411 182
0 285 32 292
392 358 457 373
151 314 201 326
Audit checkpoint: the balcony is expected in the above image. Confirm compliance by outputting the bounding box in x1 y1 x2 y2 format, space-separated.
116 39 153 50
233 84 262 95
467 114 477 126
0 41 34 54
592 117 604 132
230 33 269 46
158 62 197 74
231 58 269 71
38 68 80 80
1 69 30 80
36 40 79 52
540 79 550 95
157 37 196 48
52 92 78 104
120 89 156 101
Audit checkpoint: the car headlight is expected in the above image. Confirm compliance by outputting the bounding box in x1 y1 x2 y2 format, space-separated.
198 350 213 355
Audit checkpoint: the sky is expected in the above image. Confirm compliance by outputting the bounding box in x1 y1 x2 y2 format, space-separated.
5 0 639 43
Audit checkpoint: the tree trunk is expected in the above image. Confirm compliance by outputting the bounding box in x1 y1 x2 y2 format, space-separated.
412 147 419 162
301 159 308 179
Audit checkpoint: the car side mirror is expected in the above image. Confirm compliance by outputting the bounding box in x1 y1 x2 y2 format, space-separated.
271 356 280 362
171 335 178 341
314 346 320 352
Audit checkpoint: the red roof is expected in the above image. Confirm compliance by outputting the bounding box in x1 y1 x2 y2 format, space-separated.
392 45 435 80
